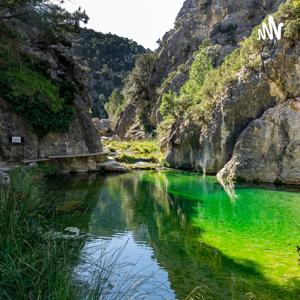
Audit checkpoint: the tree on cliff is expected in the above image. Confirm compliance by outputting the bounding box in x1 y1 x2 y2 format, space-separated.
105 89 126 121
0 0 88 34
123 52 157 133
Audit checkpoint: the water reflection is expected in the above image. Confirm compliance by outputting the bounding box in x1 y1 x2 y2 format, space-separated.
217 175 238 202
48 171 300 300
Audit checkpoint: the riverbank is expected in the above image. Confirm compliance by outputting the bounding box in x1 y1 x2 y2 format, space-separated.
102 139 165 171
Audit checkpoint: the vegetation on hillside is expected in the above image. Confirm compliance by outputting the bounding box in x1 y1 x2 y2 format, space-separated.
0 1 88 136
105 52 157 133
71 28 146 117
158 0 300 139
0 0 88 36
282 0 300 39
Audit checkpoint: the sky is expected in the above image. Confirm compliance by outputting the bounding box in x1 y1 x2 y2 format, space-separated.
62 0 185 50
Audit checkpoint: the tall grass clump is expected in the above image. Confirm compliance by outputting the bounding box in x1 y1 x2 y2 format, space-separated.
0 168 78 300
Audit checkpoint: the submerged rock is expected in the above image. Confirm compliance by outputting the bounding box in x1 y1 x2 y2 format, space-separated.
46 227 85 240
99 160 130 173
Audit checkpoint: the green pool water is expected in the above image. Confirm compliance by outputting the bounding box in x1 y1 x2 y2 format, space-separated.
47 171 300 299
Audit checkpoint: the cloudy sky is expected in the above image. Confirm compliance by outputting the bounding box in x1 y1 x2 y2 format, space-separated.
62 0 185 50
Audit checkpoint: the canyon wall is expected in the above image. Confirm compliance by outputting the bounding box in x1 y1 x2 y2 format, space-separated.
166 0 300 184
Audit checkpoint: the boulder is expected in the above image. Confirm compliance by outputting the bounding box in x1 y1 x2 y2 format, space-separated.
218 100 300 185
93 118 115 137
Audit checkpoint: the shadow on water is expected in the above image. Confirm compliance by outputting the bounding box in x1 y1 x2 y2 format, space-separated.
46 171 300 300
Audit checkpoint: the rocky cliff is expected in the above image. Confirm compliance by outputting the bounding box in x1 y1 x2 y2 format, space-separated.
166 0 300 184
115 0 283 138
0 13 102 162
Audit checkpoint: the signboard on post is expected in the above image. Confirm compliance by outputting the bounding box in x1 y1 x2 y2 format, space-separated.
10 136 24 144
8 136 25 161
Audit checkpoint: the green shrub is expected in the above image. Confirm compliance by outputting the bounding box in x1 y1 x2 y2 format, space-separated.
0 67 75 135
283 0 300 39
159 43 214 123
160 91 178 118
123 52 157 133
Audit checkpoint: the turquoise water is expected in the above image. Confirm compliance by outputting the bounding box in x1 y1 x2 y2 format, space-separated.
47 171 300 299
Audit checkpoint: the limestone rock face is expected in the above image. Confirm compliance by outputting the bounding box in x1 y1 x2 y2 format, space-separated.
0 19 101 162
0 98 101 161
218 100 300 185
166 33 300 182
166 73 278 171
156 0 283 84
165 120 201 170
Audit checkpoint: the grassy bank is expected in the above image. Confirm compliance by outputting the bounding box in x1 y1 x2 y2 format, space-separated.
0 168 80 299
102 140 164 169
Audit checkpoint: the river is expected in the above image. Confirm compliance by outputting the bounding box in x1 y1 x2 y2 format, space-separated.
47 171 300 300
